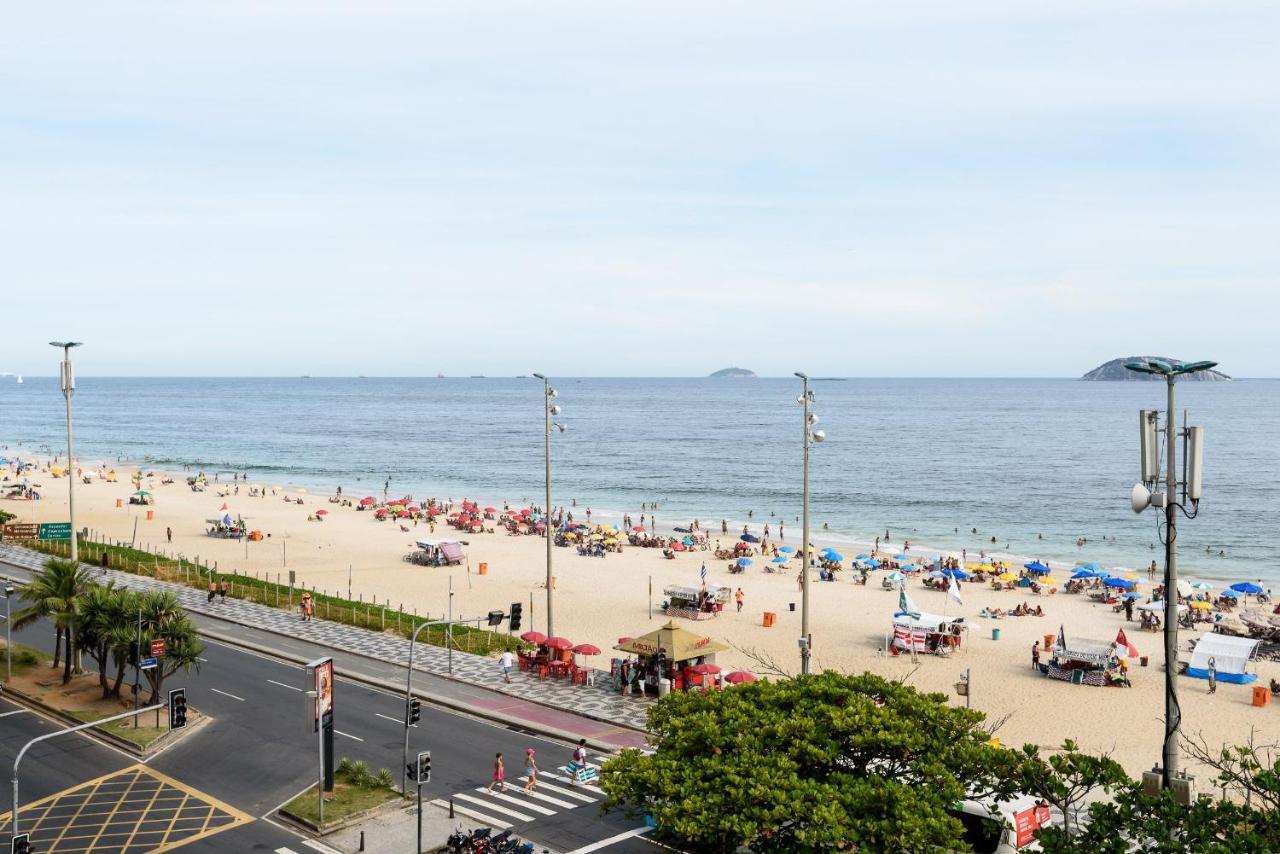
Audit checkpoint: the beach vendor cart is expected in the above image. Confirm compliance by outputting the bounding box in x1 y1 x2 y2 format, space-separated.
889 611 966 656
404 538 466 567
662 584 730 620
205 513 245 539
128 489 154 506
1041 628 1130 687
613 621 729 696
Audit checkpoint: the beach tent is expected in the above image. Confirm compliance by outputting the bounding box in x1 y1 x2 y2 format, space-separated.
1071 570 1099 580
1025 561 1050 574
1188 632 1261 684
614 620 729 660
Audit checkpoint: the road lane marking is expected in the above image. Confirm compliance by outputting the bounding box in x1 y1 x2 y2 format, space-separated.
453 792 535 822
267 679 302 691
374 712 403 724
515 776 597 803
210 687 245 702
0 709 30 718
334 729 364 741
430 798 510 829
566 827 652 853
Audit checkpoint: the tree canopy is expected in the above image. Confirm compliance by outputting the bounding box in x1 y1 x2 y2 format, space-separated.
600 671 1020 852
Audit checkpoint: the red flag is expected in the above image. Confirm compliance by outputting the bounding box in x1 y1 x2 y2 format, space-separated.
219 502 228 511
1115 628 1129 648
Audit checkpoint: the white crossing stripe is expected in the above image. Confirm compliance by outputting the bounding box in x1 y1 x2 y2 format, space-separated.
454 792 536 822
514 776 598 804
275 848 298 853
476 788 557 816
545 768 605 796
565 827 652 853
507 784 581 809
429 798 511 829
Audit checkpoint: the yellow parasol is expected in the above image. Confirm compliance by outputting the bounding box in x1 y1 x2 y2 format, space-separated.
1039 576 1058 585
998 572 1017 582
614 620 729 661
1189 601 1212 610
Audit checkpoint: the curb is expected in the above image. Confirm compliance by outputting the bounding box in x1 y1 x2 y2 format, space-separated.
278 789 405 836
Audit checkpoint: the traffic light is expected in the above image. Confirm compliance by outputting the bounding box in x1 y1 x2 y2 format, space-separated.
487 609 504 627
168 688 188 731
128 640 140 667
416 750 431 784
11 832 30 854
508 602 522 632
405 762 417 782
406 696 421 727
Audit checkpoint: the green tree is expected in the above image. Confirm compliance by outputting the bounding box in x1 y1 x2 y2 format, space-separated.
76 584 128 699
1011 740 1129 836
13 557 94 683
600 671 1020 852
135 590 204 703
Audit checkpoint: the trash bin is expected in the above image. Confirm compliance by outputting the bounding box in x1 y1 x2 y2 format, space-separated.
478 562 488 575
145 510 154 521
658 679 671 698
992 628 1001 641
762 611 776 628
1043 632 1055 651
115 498 123 508
1253 685 1270 707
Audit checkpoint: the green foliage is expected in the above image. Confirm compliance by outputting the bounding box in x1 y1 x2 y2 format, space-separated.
1010 740 1129 835
601 671 1020 853
0 508 15 525
14 557 95 683
335 757 395 791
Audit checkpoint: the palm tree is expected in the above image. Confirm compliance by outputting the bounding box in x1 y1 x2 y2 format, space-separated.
76 585 137 699
13 557 95 684
137 590 204 703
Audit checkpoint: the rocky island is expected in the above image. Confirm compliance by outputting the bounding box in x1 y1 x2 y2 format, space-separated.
1081 357 1231 381
709 367 757 378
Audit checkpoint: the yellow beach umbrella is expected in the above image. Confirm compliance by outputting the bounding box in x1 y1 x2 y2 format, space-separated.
1038 576 1057 585
1125 573 1139 581
1190 601 1212 610
965 563 987 572
998 572 1017 582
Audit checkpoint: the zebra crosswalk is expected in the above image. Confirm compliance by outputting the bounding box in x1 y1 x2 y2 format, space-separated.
430 759 607 829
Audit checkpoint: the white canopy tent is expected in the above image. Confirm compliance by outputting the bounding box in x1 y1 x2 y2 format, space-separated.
1188 632 1261 684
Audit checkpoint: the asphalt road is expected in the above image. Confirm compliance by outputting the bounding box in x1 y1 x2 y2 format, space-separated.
2 580 655 853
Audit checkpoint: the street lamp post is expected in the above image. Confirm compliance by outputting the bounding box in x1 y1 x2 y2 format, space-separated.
794 373 824 675
531 373 563 637
50 341 83 563
1125 358 1216 792
4 581 13 686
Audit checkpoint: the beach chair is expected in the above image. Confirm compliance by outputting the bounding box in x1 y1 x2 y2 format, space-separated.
565 761 599 785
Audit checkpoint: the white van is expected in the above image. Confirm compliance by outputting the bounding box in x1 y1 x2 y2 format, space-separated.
951 796 1053 853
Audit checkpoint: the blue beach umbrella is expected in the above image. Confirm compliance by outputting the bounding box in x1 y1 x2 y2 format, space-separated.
893 554 910 562
1071 570 1098 580
736 557 753 567
824 552 844 562
740 534 759 543
1079 563 1103 572
771 555 787 564
855 553 871 561
945 569 971 581
1220 589 1241 598
865 558 881 569
778 545 795 554
1231 582 1264 594
1025 561 1050 574
1121 592 1142 600
1104 577 1134 590
930 570 946 579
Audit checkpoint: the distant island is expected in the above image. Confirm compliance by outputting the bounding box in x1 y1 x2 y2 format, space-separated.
709 367 757 378
1081 357 1231 382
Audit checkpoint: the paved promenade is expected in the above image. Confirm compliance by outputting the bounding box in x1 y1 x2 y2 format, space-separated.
0 543 652 736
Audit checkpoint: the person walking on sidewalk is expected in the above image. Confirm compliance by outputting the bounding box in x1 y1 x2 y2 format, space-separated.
219 579 228 603
207 580 216 604
500 649 515 684
523 749 538 792
486 753 505 793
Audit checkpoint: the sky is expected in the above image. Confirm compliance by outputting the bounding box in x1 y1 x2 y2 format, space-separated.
1 2 1276 377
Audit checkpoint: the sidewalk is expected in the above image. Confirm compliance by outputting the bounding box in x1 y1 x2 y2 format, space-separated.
0 543 650 750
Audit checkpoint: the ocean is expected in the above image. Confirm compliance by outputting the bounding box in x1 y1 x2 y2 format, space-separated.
2 376 1276 584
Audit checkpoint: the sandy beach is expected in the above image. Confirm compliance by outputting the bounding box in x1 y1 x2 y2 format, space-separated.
5 454 1276 779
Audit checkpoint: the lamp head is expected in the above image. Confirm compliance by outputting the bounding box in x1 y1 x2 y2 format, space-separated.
549 405 562 416
810 430 826 443
1130 482 1151 514
794 372 808 380
532 372 546 380
49 341 83 350
547 388 558 399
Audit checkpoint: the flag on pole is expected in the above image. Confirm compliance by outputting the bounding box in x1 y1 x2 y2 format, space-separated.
949 575 964 606
1057 624 1067 649
700 561 707 581
898 589 921 620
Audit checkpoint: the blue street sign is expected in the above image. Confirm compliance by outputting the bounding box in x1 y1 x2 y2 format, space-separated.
140 657 158 670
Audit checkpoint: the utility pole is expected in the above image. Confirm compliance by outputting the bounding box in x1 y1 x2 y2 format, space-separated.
532 373 563 637
794 372 824 675
50 341 83 562
1126 357 1215 791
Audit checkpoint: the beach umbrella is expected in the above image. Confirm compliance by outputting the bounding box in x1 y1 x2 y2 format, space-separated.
946 569 972 581
1038 576 1057 585
617 636 634 645
670 542 687 552
314 509 328 516
1024 561 1050 574
824 552 844 563
632 526 645 533
1104 577 1135 590
964 563 987 572
771 556 787 564
1079 563 1103 572
1071 570 1098 580
736 557 753 568
689 663 721 675
998 572 1017 582
520 631 547 644
893 554 910 562
1190 601 1212 610
865 558 881 568
779 546 795 554
1191 582 1213 591
1231 582 1264 594
886 571 905 583
1121 592 1142 600
544 636 573 650
572 643 602 655
1220 589 1240 598
740 534 759 543
724 671 756 684
484 506 496 513
930 570 946 579
1140 600 1187 614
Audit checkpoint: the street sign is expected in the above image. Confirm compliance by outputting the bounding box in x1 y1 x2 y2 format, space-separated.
150 639 166 658
1 523 37 542
38 522 72 541
140 657 158 670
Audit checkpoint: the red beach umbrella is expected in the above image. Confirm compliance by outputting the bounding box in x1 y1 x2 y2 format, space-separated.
689 663 721 675
632 526 645 533
520 631 547 644
670 542 686 552
314 509 328 516
544 636 573 650
617 636 634 645
360 496 375 505
724 671 756 684
572 643 602 655
484 507 497 513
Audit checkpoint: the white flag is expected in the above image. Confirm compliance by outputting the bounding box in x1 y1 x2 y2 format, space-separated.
949 576 964 606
